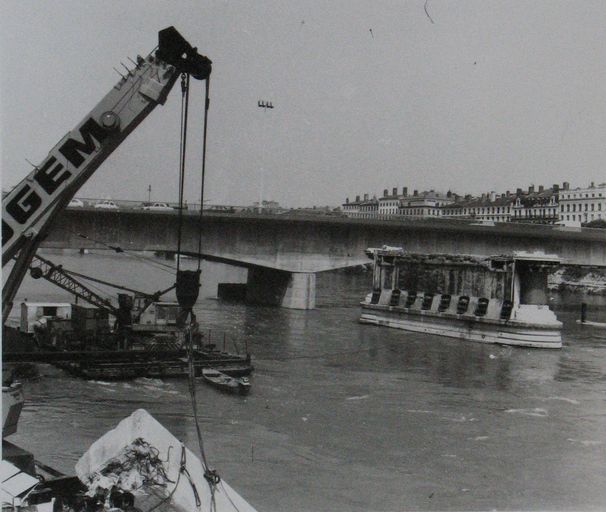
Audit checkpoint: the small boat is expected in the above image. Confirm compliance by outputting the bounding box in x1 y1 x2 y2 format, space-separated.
202 368 251 395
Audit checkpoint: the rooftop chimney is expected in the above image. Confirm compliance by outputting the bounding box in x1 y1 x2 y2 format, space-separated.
538 185 544 193
506 190 510 196
383 189 388 198
490 191 496 201
402 187 408 196
346 197 349 204
355 195 360 202
364 193 369 201
552 184 559 193
413 189 418 197
528 185 535 194
563 182 569 191
392 187 397 196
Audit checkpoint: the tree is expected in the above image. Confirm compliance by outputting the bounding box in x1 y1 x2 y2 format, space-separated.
582 219 606 229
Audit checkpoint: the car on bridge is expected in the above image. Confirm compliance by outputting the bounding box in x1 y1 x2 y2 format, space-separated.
94 200 119 209
143 202 173 211
68 198 84 208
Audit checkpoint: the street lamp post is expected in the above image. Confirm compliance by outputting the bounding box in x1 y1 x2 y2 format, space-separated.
257 100 274 110
257 100 274 213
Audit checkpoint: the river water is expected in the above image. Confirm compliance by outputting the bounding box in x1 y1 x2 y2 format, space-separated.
6 250 606 511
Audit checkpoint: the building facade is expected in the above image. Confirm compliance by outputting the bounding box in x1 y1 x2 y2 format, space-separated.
343 182 603 226
558 182 605 225
440 192 513 222
399 190 454 219
510 185 559 224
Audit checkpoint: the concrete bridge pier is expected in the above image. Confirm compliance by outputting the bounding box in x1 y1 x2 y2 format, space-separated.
246 267 316 309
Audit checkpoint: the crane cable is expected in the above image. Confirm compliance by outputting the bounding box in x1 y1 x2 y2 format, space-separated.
64 228 178 274
190 75 224 511
176 73 191 272
196 77 210 271
63 267 175 299
173 72 222 509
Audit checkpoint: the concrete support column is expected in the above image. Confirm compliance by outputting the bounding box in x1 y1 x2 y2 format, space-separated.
282 272 316 309
246 267 316 309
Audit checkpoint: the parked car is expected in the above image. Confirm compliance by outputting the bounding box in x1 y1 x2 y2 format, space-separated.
143 202 173 211
68 198 84 208
94 200 119 209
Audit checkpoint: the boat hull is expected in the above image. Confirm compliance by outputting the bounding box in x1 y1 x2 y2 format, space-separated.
202 369 251 395
360 305 562 349
76 409 258 512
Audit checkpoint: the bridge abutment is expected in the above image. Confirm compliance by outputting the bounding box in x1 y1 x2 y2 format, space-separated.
246 268 316 309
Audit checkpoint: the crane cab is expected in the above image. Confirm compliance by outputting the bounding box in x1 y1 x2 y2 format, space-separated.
132 298 181 333
20 302 72 334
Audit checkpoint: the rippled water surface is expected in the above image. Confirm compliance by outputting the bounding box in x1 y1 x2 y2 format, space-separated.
6 250 606 511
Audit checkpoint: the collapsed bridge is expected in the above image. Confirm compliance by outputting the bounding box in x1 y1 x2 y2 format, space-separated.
40 208 606 309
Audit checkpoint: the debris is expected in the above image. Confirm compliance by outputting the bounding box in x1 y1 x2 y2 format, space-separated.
76 409 258 511
81 438 171 497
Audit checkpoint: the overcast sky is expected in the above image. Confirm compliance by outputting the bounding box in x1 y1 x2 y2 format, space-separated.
2 1 606 208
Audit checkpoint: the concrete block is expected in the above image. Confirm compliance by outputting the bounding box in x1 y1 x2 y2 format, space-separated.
246 267 316 309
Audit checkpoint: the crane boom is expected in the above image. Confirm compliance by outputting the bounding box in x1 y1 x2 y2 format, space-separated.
2 27 211 323
29 254 119 315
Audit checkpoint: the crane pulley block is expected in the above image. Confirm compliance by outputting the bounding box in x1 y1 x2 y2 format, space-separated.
175 270 201 310
157 26 212 80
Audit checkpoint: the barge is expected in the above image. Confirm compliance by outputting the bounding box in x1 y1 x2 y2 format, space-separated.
4 299 253 380
360 247 563 348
